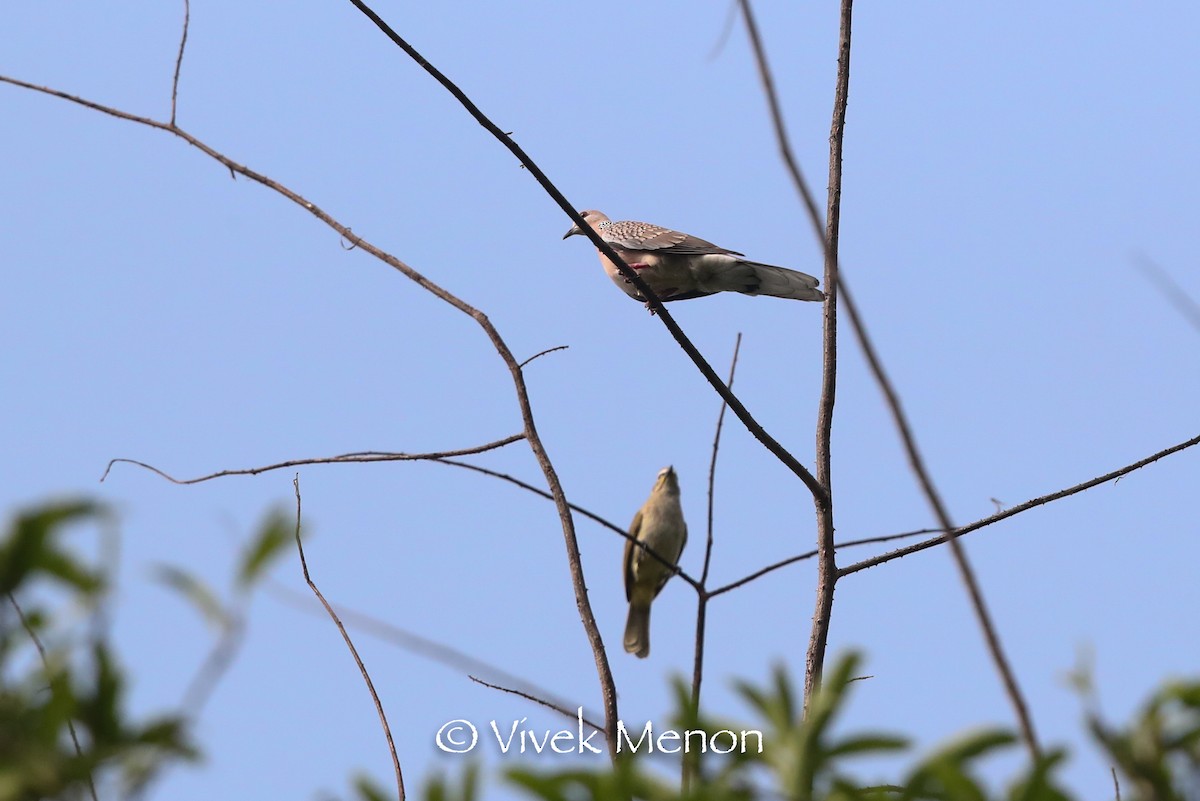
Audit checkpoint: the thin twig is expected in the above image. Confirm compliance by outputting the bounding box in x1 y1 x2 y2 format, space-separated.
170 0 189 128
519 345 569 368
1111 766 1121 801
7 592 99 801
291 476 404 800
839 433 1200 576
340 0 828 506
99 434 525 484
434 457 941 595
430 457 703 591
710 528 937 598
702 333 742 587
685 333 742 791
468 676 603 734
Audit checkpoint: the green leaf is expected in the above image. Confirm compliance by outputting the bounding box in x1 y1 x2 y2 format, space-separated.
0 500 106 596
826 734 910 759
236 508 294 590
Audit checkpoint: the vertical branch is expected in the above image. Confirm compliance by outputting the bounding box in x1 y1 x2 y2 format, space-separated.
701 333 742 588
739 0 849 707
170 0 189 127
685 334 742 790
804 0 853 709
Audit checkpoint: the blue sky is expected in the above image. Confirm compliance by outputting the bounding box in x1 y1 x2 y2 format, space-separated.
2 1 1198 798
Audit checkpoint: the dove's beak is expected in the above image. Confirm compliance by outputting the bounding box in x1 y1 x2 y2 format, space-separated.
562 224 582 240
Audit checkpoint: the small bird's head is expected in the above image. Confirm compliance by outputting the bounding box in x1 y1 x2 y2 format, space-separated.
653 465 679 494
562 209 611 240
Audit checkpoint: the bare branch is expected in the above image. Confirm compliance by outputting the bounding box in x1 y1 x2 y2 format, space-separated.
702 333 742 586
468 676 603 734
291 476 404 800
710 527 937 598
686 333 742 791
519 345 569 368
839 433 1200 576
813 0 852 710
170 0 189 127
340 0 828 506
431 457 703 593
99 434 525 484
433 458 626 536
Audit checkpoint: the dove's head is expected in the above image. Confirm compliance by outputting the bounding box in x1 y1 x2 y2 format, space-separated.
562 209 612 240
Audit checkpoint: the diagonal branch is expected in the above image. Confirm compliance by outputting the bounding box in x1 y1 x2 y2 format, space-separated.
340 0 827 506
291 477 404 800
469 676 603 735
431 458 703 593
839 432 1200 576
710 527 936 598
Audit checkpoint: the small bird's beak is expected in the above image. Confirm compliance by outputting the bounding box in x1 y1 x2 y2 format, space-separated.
562 224 582 240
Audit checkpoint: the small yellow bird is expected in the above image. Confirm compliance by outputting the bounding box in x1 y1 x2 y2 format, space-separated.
623 466 688 658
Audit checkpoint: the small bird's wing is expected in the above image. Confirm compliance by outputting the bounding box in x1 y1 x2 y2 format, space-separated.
602 220 745 257
623 509 642 603
648 521 686 601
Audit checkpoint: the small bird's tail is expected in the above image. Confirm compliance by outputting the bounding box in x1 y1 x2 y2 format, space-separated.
624 603 651 658
743 261 825 301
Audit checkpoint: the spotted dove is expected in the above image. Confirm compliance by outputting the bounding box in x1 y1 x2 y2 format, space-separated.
563 210 824 305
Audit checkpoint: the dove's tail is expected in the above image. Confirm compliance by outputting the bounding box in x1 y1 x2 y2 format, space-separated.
742 261 825 301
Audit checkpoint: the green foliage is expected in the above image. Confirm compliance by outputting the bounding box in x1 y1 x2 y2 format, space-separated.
468 653 1200 801
1087 680 1200 801
235 507 294 591
0 499 289 800
0 501 195 801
